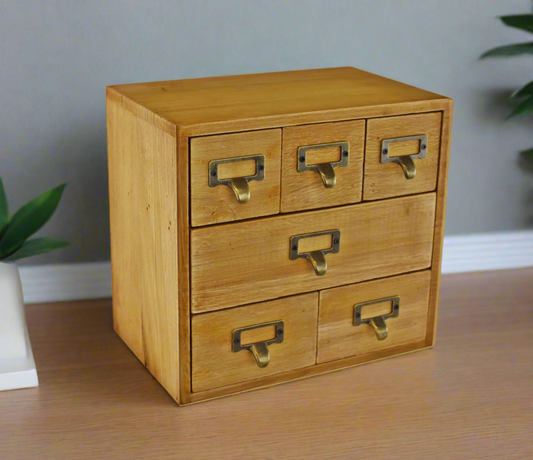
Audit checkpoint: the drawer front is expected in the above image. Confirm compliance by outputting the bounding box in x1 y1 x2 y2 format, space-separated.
317 271 431 364
190 129 281 227
191 193 436 313
281 120 365 213
364 112 442 200
191 292 318 392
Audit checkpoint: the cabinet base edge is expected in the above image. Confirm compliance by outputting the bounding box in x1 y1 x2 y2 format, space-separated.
181 339 430 406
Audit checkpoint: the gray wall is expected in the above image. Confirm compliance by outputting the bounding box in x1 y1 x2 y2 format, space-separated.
1 0 532 265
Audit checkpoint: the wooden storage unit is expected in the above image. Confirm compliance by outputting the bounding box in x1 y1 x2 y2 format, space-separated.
107 67 452 405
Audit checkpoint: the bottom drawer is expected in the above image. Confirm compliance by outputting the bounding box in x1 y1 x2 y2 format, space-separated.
192 292 318 392
317 270 431 364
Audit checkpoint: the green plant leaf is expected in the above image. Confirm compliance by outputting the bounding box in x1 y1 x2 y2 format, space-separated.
520 147 533 163
508 95 533 118
480 42 533 58
512 80 533 98
3 237 68 261
0 183 66 257
0 177 8 232
500 15 533 33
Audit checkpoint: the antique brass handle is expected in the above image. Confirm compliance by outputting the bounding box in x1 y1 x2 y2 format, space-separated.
289 230 341 276
249 343 270 368
208 155 265 204
227 177 250 203
307 251 327 276
368 316 388 341
380 135 427 180
354 296 400 341
232 320 284 368
395 156 416 180
297 142 349 188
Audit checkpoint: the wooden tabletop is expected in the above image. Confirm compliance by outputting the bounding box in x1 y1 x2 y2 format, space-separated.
1 269 532 460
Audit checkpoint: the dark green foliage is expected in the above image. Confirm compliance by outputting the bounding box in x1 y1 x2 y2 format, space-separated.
508 95 533 119
500 14 533 33
520 147 533 163
0 179 68 261
481 41 533 58
4 237 68 261
481 14 533 162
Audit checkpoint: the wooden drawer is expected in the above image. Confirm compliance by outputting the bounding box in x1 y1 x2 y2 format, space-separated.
317 271 431 364
281 120 365 212
191 292 318 392
191 193 436 313
364 112 442 200
190 129 282 227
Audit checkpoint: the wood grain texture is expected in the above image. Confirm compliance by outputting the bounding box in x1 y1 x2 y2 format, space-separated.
192 293 318 392
281 120 365 212
364 112 442 200
176 131 191 404
189 341 429 403
107 95 179 400
217 159 256 179
426 101 453 346
190 129 281 226
108 67 449 136
107 98 144 363
298 233 332 253
191 193 436 312
317 271 431 363
1 269 531 459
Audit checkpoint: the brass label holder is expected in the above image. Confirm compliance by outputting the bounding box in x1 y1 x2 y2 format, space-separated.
289 229 341 277
297 142 350 188
380 134 427 180
232 320 284 368
208 155 265 204
354 296 400 341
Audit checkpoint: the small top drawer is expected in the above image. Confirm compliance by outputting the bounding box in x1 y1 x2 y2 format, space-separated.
190 129 281 227
281 120 365 213
364 112 442 200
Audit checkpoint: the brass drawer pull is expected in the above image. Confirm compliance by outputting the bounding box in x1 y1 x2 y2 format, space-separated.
208 155 265 204
232 320 284 368
289 230 341 276
354 296 400 341
380 135 427 180
297 142 350 188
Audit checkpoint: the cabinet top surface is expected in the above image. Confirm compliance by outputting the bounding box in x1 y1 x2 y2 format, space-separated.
108 67 449 130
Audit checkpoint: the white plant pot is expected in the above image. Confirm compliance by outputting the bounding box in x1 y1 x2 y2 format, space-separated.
0 262 38 391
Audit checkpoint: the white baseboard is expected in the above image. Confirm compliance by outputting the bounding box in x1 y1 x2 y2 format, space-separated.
19 261 112 304
441 230 533 274
17 231 533 304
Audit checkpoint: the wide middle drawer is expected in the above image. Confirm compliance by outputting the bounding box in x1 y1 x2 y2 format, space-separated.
191 193 436 313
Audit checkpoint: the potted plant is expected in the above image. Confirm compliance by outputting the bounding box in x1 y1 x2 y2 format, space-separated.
0 178 67 391
481 13 533 163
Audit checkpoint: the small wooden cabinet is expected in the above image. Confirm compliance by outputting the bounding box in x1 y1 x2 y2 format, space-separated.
106 67 452 405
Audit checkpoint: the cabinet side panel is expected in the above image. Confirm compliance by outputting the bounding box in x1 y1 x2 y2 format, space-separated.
426 102 453 346
107 97 145 363
107 95 179 399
